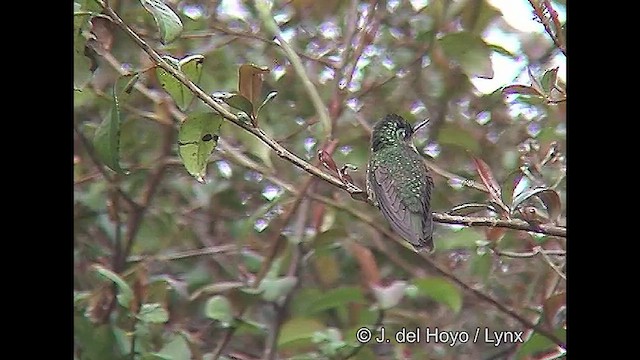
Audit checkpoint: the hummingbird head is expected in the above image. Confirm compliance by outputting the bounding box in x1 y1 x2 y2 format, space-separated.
371 114 414 151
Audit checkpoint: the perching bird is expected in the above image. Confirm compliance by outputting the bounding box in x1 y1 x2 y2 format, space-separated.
366 114 434 252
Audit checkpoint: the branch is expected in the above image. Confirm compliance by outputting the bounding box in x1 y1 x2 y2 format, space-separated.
494 248 565 258
264 200 309 360
102 4 356 194
434 213 566 237
256 0 333 141
219 142 566 349
100 4 567 241
537 246 566 280
126 244 239 263
182 27 338 69
211 176 313 358
527 0 566 56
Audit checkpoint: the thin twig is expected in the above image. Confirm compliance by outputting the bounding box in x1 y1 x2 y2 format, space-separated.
495 248 565 258
342 0 379 90
264 200 309 360
126 244 239 263
537 246 566 280
183 27 338 68
527 0 566 56
73 123 141 212
120 124 173 270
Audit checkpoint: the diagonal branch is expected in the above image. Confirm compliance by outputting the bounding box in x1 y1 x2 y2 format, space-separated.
527 0 566 56
219 144 566 349
99 2 566 244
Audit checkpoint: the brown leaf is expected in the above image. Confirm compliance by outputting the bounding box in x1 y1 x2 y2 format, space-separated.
472 156 509 215
310 202 326 231
238 64 270 116
88 16 114 55
484 227 506 242
348 242 380 287
543 292 566 328
318 149 338 174
536 189 562 222
132 266 148 313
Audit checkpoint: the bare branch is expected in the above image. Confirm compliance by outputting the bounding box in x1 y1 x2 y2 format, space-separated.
126 244 239 263
537 246 567 280
494 248 565 258
434 213 566 237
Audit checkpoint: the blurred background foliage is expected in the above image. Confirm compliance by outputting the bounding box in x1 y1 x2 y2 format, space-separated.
74 0 566 359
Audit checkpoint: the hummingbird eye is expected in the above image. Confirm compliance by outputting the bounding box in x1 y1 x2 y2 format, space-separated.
396 128 406 139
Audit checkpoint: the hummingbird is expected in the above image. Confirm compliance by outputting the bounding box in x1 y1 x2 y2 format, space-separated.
366 114 434 252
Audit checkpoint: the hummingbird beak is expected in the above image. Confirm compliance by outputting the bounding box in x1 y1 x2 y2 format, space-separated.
412 118 430 136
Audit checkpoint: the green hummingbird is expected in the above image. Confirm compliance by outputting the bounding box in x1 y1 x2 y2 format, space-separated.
366 114 434 252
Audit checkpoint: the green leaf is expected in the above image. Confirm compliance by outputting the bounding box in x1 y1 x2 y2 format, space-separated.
177 113 223 182
141 354 173 360
213 92 254 115
233 128 274 168
541 67 559 94
412 277 463 313
516 328 566 359
470 251 492 282
439 31 493 78
92 264 133 309
74 317 118 360
438 228 483 250
74 13 92 87
305 287 365 315
140 0 183 44
157 333 192 360
501 170 524 208
371 281 407 310
439 123 480 154
137 303 169 323
205 295 234 326
258 276 298 302
93 84 127 174
488 44 516 58
157 55 204 111
277 318 326 349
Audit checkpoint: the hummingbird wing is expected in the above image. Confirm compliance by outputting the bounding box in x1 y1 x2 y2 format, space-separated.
372 165 433 251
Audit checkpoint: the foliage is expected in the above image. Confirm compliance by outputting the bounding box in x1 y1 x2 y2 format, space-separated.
74 0 566 359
